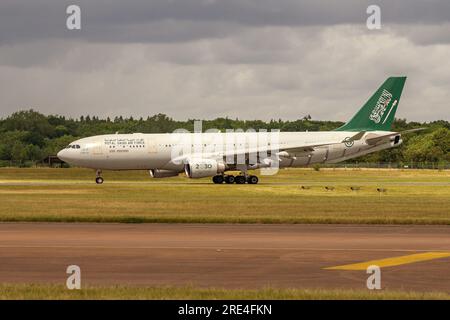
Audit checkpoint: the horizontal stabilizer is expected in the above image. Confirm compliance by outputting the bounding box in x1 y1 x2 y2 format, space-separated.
344 131 366 142
400 128 427 134
365 128 425 145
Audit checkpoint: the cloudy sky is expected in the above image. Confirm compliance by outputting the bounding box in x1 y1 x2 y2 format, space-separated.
0 0 449 122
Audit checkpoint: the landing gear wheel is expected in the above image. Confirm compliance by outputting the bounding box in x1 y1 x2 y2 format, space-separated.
247 175 259 184
224 175 235 184
95 177 104 184
235 175 246 184
212 175 224 184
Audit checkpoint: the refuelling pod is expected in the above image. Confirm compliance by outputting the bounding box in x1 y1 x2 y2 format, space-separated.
149 169 179 178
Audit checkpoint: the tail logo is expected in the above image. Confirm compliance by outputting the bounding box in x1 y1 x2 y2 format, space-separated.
369 89 392 123
343 137 354 148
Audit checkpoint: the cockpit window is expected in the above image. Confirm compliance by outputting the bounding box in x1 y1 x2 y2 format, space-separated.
66 144 80 149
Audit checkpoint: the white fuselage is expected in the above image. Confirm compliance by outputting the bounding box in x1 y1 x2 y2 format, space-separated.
57 131 401 173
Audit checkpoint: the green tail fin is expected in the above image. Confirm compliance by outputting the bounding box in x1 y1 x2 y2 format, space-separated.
335 76 406 132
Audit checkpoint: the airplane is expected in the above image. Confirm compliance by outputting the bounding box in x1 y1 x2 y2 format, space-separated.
57 76 411 185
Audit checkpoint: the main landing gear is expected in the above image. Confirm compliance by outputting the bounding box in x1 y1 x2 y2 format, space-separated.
212 174 259 184
95 170 104 184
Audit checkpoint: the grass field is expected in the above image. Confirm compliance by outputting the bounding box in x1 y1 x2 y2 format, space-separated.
1 284 449 300
0 167 449 224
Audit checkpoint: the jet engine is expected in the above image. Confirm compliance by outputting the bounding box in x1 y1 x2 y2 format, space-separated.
184 158 226 178
149 169 179 178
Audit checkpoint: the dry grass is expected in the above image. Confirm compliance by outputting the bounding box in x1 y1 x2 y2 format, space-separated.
0 284 448 300
0 167 449 224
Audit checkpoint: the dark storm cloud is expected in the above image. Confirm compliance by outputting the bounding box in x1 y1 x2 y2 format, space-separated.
0 0 450 44
0 1 449 122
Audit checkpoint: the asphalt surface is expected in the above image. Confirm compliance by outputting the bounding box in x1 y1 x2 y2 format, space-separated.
0 223 449 292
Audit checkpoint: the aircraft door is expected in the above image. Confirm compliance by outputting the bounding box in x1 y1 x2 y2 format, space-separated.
147 137 158 153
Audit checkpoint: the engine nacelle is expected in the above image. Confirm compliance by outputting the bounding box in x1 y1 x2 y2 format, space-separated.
184 158 226 179
149 169 179 178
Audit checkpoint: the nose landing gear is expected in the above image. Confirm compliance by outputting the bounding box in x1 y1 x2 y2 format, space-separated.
95 170 104 184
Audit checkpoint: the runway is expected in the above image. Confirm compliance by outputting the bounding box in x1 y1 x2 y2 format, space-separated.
0 223 449 292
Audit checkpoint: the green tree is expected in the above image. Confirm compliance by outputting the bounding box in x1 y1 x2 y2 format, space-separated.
43 135 78 156
25 144 44 161
11 142 27 162
0 130 29 160
403 128 449 162
2 110 54 146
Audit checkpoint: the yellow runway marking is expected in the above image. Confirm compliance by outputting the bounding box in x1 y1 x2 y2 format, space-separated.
325 252 450 270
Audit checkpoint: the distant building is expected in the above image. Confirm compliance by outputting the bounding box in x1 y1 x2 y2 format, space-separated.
41 155 67 167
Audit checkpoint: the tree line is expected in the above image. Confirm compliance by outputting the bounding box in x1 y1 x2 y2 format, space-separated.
0 109 448 166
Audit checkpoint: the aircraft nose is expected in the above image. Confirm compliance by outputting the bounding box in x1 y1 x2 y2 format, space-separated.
57 149 68 162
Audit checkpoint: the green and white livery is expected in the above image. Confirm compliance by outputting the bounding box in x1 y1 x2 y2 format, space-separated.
58 77 410 185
